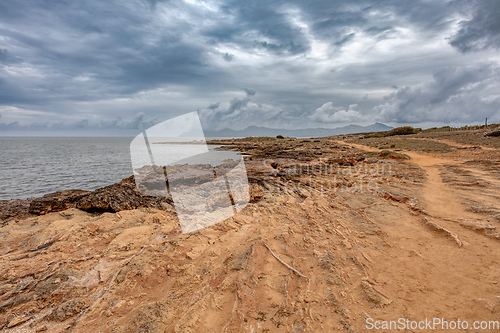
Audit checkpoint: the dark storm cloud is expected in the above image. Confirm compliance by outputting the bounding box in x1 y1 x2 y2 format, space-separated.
374 62 500 123
0 0 208 105
222 53 234 61
207 102 220 110
204 0 311 53
0 0 499 134
449 0 500 52
200 89 258 130
303 0 454 46
199 88 257 129
243 88 256 97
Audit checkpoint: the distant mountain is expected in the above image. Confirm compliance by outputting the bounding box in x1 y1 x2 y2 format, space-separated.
204 122 392 138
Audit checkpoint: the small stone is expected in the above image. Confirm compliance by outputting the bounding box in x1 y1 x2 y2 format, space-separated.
7 314 32 328
48 299 86 321
297 188 309 198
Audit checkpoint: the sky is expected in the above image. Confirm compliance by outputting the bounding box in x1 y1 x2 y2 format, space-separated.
0 0 499 136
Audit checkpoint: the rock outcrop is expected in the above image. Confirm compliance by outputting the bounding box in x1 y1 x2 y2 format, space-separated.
0 176 173 224
76 176 172 213
28 190 91 215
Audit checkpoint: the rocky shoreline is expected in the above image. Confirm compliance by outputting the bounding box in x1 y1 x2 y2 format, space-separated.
0 177 173 225
0 138 398 225
0 135 499 332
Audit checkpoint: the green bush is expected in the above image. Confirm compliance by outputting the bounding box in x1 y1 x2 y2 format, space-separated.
385 126 420 136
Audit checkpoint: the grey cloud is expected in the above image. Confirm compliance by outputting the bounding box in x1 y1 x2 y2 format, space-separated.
389 1 454 32
365 26 394 36
99 112 158 130
227 97 250 115
334 33 356 47
0 121 21 130
0 112 158 133
243 88 256 97
200 88 257 128
310 103 363 123
199 92 335 131
0 48 22 65
76 119 89 128
449 0 500 52
200 92 255 130
254 40 309 55
204 0 311 55
374 63 500 123
0 0 499 133
0 0 209 108
307 1 453 40
207 102 220 110
310 5 366 40
222 53 234 61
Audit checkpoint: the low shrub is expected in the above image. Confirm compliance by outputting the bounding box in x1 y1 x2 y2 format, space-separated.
364 132 386 138
385 126 420 136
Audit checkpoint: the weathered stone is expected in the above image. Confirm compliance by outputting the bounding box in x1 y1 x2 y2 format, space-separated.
7 313 33 328
0 198 33 224
76 176 172 213
29 190 91 215
47 299 86 321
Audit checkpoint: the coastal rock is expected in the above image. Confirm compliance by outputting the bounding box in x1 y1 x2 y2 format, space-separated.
47 299 87 322
29 189 91 215
2 176 174 220
0 198 33 224
76 176 172 213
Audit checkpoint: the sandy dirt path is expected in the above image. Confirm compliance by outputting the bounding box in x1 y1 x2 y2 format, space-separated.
338 139 500 327
339 139 492 220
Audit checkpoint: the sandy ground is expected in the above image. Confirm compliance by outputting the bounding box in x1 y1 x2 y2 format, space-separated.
0 134 499 332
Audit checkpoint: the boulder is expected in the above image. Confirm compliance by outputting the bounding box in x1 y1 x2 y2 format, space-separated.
76 176 172 213
29 190 91 215
0 198 33 224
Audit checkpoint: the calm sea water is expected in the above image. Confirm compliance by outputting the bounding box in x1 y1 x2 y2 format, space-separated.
0 137 241 200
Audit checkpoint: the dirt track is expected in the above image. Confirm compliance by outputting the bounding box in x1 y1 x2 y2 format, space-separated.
0 135 499 332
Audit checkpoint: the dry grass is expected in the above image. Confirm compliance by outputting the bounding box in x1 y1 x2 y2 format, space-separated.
348 136 454 152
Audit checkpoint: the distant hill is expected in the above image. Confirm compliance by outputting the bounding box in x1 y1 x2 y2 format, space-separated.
204 122 392 138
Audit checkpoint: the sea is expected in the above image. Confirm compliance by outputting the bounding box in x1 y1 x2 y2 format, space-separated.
0 137 242 201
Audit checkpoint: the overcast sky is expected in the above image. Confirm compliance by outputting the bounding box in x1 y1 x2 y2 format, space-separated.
0 0 499 136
